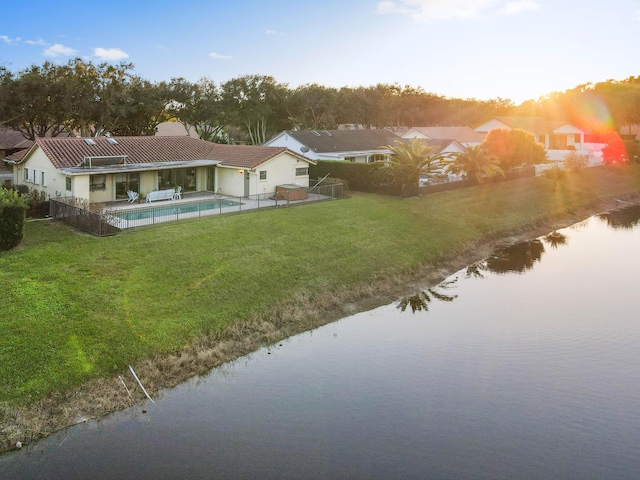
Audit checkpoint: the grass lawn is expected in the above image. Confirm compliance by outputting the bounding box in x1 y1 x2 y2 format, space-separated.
2 163 640 407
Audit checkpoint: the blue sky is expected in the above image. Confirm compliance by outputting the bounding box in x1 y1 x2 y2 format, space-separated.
1 0 639 104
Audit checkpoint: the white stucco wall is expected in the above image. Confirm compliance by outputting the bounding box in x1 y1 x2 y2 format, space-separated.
217 153 312 198
18 147 68 198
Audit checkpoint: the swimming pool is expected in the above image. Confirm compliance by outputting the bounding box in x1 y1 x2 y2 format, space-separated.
114 199 242 222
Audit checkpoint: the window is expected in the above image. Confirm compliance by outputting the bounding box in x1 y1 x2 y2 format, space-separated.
41 171 46 187
574 134 581 143
295 167 308 177
24 168 29 182
33 170 41 185
115 173 140 199
90 174 106 191
259 171 267 181
344 156 355 162
66 177 72 191
368 154 386 164
158 168 196 192
548 135 568 150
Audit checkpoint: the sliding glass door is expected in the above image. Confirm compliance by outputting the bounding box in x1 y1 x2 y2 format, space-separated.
158 168 197 192
115 173 140 200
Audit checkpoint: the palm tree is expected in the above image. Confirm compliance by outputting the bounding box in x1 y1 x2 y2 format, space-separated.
542 164 566 191
380 138 451 195
446 145 504 184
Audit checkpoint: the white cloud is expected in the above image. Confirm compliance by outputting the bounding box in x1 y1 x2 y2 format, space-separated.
377 0 540 21
1 35 21 45
377 0 499 21
43 43 77 57
266 29 287 36
93 47 130 61
209 52 232 59
498 0 541 15
25 38 48 46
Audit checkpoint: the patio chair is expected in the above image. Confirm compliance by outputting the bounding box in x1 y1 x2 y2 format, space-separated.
127 190 139 203
173 185 182 200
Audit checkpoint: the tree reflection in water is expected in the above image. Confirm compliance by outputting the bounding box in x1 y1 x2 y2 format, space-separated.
466 235 564 279
598 205 640 229
544 231 567 249
397 279 458 313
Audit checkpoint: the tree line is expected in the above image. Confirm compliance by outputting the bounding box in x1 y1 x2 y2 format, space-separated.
1 58 639 145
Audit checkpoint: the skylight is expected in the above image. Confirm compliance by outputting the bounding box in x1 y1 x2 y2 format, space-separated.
106 138 118 145
83 138 97 146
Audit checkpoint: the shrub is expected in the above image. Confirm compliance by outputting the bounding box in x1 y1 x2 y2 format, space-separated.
563 151 589 173
25 188 49 218
0 188 28 251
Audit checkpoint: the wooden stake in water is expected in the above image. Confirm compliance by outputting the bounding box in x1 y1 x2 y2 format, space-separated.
128 366 156 405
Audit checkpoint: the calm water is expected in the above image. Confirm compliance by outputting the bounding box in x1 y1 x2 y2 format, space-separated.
3 207 640 479
115 199 241 221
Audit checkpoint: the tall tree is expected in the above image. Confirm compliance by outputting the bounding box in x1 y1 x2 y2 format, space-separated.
482 128 547 170
220 75 289 144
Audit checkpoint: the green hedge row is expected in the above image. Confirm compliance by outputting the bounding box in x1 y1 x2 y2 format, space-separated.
0 188 28 251
309 160 408 196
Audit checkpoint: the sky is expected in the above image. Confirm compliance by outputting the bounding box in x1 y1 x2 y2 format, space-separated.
1 0 639 104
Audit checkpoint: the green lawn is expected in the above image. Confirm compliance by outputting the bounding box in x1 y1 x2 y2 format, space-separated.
2 164 640 405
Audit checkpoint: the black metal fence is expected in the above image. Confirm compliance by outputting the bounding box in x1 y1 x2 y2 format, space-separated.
418 166 536 196
49 198 121 237
49 183 343 234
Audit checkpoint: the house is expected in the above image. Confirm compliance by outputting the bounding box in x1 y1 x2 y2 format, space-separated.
4 136 315 202
155 121 199 138
264 129 402 163
402 126 486 148
474 116 589 161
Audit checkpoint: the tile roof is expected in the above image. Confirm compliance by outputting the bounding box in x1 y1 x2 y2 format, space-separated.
407 126 486 143
284 129 401 153
25 136 312 170
0 128 28 150
492 116 582 134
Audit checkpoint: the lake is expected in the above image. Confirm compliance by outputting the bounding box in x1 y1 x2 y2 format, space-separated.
2 206 640 479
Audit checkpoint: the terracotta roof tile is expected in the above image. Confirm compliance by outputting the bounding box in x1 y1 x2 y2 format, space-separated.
27 137 313 170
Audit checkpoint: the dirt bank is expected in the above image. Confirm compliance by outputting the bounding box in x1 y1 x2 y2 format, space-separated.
1 195 636 454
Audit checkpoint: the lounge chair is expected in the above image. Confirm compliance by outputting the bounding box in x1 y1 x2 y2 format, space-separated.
127 190 139 203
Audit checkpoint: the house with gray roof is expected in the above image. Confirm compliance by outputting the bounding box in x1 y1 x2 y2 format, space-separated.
264 129 402 163
402 126 486 147
5 136 315 202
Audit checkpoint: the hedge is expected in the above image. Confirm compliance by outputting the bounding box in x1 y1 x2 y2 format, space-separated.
0 188 28 251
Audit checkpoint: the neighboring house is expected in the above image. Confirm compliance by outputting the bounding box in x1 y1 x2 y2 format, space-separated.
474 116 590 161
155 121 199 138
5 136 315 202
0 128 32 161
402 126 486 148
264 129 402 163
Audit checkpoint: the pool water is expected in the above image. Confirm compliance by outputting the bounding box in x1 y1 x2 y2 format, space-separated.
114 199 241 221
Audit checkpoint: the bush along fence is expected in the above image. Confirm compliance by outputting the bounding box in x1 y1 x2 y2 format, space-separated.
310 160 537 197
49 182 343 234
0 188 28 251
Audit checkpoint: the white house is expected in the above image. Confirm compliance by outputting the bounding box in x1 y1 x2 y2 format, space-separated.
402 126 486 148
474 116 597 162
264 129 401 163
5 136 315 202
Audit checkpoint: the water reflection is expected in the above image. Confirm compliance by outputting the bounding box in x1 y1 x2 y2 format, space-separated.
598 204 640 229
397 279 458 313
544 231 567 249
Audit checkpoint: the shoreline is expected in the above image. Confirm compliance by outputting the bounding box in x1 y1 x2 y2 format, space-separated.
1 195 636 455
